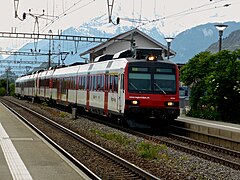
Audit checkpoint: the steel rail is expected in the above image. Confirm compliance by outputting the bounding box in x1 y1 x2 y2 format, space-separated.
2 98 160 180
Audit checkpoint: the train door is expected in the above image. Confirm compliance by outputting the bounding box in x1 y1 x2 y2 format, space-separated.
118 73 125 114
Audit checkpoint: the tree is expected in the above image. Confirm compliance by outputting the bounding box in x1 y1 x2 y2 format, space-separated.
180 50 240 123
0 87 6 96
9 83 15 96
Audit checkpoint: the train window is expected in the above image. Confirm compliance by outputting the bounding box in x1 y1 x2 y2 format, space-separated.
156 68 174 73
46 79 49 88
88 76 91 91
93 76 96 91
105 75 109 91
120 74 124 90
131 67 148 72
69 77 71 89
83 76 86 90
114 75 118 92
78 76 81 89
69 77 72 89
129 73 151 91
109 75 113 92
106 61 113 68
53 78 57 88
81 76 84 90
154 74 176 94
88 64 94 70
96 75 101 91
72 77 76 89
61 78 67 94
79 76 84 90
100 75 104 91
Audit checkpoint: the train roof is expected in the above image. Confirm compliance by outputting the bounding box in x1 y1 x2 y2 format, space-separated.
53 65 81 77
15 74 31 82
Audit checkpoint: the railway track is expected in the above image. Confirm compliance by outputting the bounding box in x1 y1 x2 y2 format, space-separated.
155 133 240 170
130 130 240 170
1 98 160 180
78 108 240 170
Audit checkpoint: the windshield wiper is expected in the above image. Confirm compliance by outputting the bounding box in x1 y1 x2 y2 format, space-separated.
154 83 166 94
129 82 138 90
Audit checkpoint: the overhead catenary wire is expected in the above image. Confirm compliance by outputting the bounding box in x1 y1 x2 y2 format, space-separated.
40 0 95 32
10 0 96 54
119 0 230 28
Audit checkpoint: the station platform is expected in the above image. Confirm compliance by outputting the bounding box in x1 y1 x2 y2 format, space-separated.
175 115 240 151
0 102 90 180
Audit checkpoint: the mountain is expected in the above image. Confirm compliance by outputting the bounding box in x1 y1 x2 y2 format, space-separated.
206 29 240 53
4 16 166 69
171 21 240 63
1 17 240 75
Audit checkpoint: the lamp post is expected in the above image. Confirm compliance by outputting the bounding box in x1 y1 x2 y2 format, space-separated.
6 68 9 96
165 37 174 60
214 24 228 52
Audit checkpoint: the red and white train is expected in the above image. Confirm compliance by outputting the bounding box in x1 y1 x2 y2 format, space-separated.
15 48 180 126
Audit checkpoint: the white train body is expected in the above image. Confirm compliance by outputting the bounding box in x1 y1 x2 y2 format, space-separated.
15 49 180 125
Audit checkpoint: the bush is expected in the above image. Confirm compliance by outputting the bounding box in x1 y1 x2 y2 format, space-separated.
9 83 15 96
0 87 7 96
187 109 220 121
137 141 168 160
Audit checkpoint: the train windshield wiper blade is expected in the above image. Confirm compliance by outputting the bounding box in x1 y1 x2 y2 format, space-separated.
154 83 166 94
129 82 138 90
129 82 143 93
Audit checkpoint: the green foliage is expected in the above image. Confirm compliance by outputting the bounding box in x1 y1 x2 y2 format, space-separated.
41 102 48 107
9 83 15 96
186 109 220 120
91 129 132 145
0 79 15 96
0 79 7 88
180 50 240 123
137 141 168 160
0 87 7 96
60 111 68 118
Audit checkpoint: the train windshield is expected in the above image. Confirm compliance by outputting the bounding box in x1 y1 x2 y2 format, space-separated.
128 66 176 94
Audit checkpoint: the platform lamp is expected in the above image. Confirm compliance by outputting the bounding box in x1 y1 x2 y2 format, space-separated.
165 37 174 60
214 24 228 52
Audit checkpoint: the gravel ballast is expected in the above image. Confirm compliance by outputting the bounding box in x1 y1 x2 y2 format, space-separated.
4 96 240 179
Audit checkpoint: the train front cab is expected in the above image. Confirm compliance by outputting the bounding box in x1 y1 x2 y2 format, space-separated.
124 60 180 126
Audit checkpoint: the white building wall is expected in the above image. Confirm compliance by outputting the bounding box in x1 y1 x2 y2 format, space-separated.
103 34 161 55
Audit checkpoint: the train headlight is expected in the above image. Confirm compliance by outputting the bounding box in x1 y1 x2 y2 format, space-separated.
131 100 139 105
146 55 157 61
167 102 174 106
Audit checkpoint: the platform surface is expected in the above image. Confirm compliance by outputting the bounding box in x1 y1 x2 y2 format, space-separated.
0 103 90 180
177 115 240 133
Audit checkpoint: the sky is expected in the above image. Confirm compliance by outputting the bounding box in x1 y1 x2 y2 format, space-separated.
0 0 239 50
